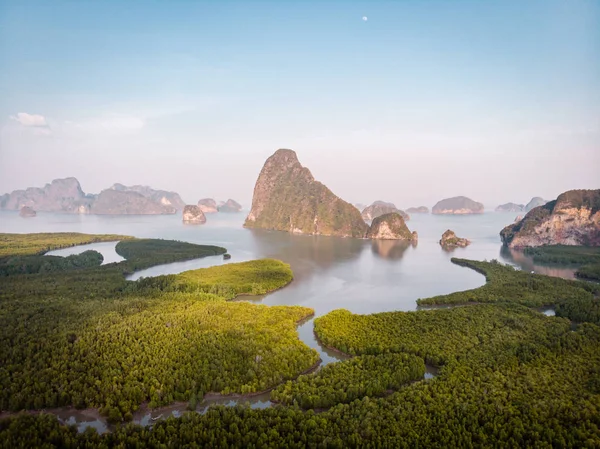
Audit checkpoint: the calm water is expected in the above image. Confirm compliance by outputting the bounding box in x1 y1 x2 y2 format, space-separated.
0 210 569 431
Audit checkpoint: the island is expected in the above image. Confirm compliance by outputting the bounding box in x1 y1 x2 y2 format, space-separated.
495 203 524 213
218 199 242 213
432 196 484 215
406 206 429 214
198 198 218 213
500 189 600 248
182 205 207 224
366 213 418 241
19 206 36 217
439 229 471 248
361 201 409 221
525 197 548 212
244 149 368 238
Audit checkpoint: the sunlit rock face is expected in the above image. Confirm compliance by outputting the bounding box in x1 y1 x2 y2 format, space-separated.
182 205 207 224
501 190 600 248
366 213 417 241
244 149 368 238
439 229 470 248
198 198 218 214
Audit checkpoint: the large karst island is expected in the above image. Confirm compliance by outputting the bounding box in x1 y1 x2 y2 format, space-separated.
244 149 416 240
432 196 484 215
500 189 600 248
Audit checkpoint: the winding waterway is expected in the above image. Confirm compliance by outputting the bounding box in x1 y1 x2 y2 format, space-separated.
0 210 575 432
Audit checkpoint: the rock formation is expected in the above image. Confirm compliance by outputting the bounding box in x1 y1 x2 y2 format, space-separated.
439 229 471 248
525 197 548 212
109 183 185 211
495 203 525 213
354 203 367 212
432 196 484 215
0 177 91 213
19 206 36 217
218 199 242 213
500 189 600 248
198 198 218 214
90 190 177 215
244 149 368 238
406 206 429 214
182 205 207 224
366 213 418 241
361 201 409 221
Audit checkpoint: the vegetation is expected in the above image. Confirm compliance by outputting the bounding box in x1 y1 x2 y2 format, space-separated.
0 250 103 276
522 245 600 281
271 353 425 408
0 232 129 257
0 234 316 423
577 263 600 281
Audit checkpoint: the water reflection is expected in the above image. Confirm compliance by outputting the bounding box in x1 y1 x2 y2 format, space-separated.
371 240 413 260
500 246 576 280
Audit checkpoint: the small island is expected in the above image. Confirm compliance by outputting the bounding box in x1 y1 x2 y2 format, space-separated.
362 201 409 221
495 203 524 213
218 199 242 213
439 229 471 248
198 198 218 214
366 212 418 241
406 206 429 214
182 205 207 224
19 206 37 218
432 196 484 215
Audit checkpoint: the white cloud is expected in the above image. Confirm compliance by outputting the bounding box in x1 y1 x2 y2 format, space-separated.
10 112 48 128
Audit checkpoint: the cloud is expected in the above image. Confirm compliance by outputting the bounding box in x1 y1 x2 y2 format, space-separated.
66 114 145 133
10 113 49 128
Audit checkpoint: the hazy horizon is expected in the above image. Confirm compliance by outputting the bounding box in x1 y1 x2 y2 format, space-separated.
1 0 598 210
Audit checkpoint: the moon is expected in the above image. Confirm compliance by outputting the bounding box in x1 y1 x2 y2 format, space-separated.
362 16 368 21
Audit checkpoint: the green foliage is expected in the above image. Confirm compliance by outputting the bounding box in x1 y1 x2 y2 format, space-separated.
0 232 130 257
523 245 600 266
576 263 600 281
271 353 425 408
115 239 226 265
416 258 598 311
0 250 103 276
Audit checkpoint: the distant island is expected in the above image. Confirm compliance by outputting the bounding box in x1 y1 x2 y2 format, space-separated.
362 201 409 222
198 198 218 214
0 178 185 215
19 206 36 218
495 203 524 213
244 149 368 237
218 199 242 213
406 206 429 214
500 189 600 248
525 197 548 212
432 196 484 215
182 205 207 224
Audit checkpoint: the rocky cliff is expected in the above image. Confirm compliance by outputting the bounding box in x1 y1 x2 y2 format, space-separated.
198 198 218 213
361 201 409 221
496 203 525 213
0 177 90 213
110 183 185 211
218 199 242 213
406 206 429 214
500 189 600 248
525 197 548 212
439 230 470 248
244 149 368 238
432 196 484 215
366 213 418 241
182 205 206 224
90 190 177 215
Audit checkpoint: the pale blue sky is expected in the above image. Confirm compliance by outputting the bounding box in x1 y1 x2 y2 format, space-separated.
1 0 598 208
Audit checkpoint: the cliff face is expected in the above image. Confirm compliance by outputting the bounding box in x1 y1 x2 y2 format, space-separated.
496 203 525 213
432 196 484 215
361 201 409 221
182 205 206 224
366 213 417 241
406 206 429 214
525 197 548 212
500 189 600 248
218 199 242 213
198 198 218 213
244 149 368 238
91 190 177 215
110 183 185 211
0 178 90 213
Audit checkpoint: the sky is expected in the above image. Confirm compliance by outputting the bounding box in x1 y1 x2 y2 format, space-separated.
1 0 599 210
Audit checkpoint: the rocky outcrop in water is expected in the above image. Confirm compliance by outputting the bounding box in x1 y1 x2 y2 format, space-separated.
366 213 418 241
0 177 91 213
432 196 484 215
109 183 185 211
198 198 218 214
91 190 177 215
406 206 429 214
496 203 525 213
182 205 206 224
439 229 470 248
362 201 409 222
500 189 600 248
19 206 36 217
218 199 242 213
244 149 368 238
525 197 548 212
